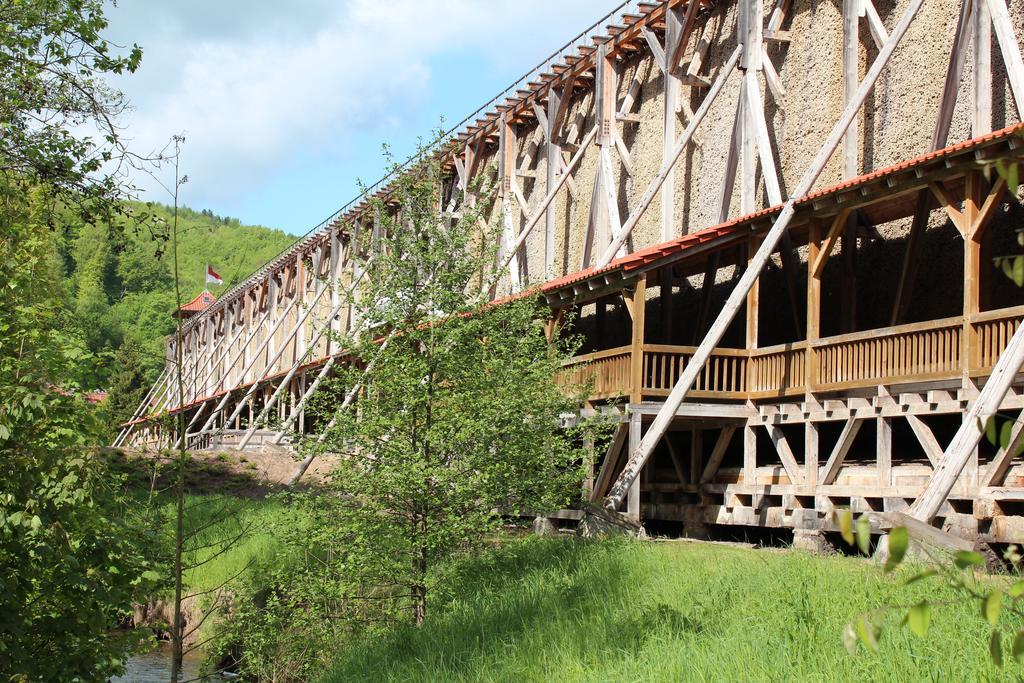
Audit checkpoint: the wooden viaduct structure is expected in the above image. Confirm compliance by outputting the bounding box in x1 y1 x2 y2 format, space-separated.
118 0 1024 546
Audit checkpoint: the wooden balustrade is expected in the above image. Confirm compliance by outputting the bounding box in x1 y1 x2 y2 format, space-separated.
974 305 1024 372
642 344 747 398
557 346 632 400
748 343 807 398
811 317 963 391
557 306 1024 403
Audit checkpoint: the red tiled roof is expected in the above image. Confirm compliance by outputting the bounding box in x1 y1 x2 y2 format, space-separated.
175 290 217 315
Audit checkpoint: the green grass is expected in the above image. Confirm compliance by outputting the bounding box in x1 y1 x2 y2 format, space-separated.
176 495 284 596
322 536 1022 682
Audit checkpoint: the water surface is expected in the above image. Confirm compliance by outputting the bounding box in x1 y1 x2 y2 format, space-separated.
112 643 203 682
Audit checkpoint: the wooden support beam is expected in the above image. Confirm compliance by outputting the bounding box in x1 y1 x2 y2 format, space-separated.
928 181 969 236
811 209 852 278
973 0 992 136
804 421 819 487
700 425 737 484
764 423 804 484
821 417 864 485
905 414 944 467
499 127 598 276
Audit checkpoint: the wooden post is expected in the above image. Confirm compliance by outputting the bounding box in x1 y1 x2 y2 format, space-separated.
662 8 682 241
627 410 642 522
805 421 819 488
973 0 992 136
746 236 761 352
660 269 674 344
963 171 982 377
806 221 821 391
743 417 757 484
877 416 893 487
629 274 647 403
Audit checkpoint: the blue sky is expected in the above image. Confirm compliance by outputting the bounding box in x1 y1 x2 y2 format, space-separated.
104 1 619 236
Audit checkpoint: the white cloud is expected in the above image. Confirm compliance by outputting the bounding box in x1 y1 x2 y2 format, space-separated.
107 0 607 207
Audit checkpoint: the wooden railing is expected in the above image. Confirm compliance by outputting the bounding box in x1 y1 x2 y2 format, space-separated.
643 344 747 398
974 306 1024 371
748 343 807 397
557 346 632 400
811 317 963 391
557 306 1024 402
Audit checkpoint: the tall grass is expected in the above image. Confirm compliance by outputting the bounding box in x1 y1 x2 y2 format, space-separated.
322 536 1022 682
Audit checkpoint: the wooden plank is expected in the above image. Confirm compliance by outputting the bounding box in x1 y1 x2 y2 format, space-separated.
820 417 864 484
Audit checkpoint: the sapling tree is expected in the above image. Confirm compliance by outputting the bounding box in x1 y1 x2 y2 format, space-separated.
300 146 596 626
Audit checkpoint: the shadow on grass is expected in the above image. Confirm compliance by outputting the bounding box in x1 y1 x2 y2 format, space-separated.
323 536 704 682
100 447 281 498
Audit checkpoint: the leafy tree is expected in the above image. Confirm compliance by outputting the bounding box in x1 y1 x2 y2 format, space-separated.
0 183 158 681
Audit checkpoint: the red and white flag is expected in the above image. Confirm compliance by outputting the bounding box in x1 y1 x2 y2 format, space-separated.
206 264 223 285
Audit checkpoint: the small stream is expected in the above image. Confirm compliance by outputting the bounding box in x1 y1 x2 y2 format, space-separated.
112 643 205 682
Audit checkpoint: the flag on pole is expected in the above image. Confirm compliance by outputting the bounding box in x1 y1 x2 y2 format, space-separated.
206 264 223 285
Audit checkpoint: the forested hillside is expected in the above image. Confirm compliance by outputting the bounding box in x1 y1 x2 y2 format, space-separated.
65 202 295 390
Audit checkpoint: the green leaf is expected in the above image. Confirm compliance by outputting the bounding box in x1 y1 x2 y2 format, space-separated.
855 614 879 653
907 602 931 637
1007 161 1020 196
987 415 999 446
1008 580 1024 599
856 514 872 555
141 570 161 582
885 527 909 572
1002 257 1015 282
1013 256 1024 288
991 630 1004 667
984 591 1003 625
837 509 854 546
953 550 985 569
1001 419 1014 451
1012 631 1024 661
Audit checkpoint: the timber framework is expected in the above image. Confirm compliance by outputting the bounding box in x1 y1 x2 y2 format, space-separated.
118 0 1024 547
